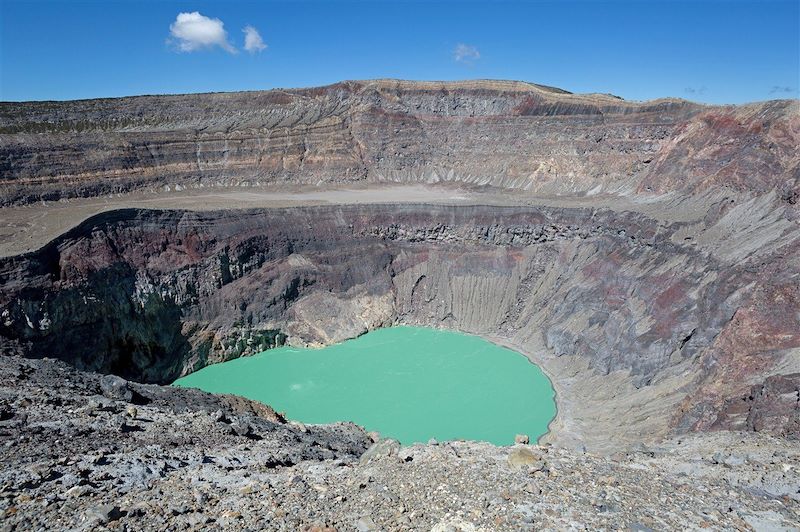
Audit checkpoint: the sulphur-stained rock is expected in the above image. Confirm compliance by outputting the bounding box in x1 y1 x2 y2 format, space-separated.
286 290 395 346
514 434 529 444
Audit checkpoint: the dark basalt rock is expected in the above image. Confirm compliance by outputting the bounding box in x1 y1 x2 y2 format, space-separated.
99 374 133 402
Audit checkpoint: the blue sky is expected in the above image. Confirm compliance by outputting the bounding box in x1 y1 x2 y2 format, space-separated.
1 0 798 103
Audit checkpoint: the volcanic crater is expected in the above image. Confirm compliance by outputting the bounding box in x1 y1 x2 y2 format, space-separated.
0 79 798 530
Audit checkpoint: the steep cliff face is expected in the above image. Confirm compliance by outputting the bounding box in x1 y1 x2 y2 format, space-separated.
1 80 797 205
1 203 797 448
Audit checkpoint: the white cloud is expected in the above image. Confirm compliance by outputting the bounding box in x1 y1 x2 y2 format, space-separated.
684 86 707 95
243 25 267 53
454 43 480 64
769 85 795 94
169 12 236 53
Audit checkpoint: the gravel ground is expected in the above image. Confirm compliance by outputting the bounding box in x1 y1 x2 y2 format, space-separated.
0 355 798 531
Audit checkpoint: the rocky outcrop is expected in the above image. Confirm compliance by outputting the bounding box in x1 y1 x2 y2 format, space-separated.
1 201 798 448
712 372 800 436
1 80 797 205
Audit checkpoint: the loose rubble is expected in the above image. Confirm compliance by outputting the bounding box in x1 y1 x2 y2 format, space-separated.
0 355 798 530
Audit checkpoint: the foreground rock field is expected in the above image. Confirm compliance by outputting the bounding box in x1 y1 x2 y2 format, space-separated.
1 356 798 531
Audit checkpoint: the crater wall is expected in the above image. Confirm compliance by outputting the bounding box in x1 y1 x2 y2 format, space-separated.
1 203 797 449
1 80 797 205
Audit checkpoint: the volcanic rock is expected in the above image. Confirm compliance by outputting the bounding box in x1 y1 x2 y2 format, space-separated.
0 79 798 529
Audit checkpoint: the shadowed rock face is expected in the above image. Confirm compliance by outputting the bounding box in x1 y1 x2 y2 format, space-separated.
1 79 797 205
0 202 797 448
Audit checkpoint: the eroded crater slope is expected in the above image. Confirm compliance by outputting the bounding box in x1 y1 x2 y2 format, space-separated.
0 80 798 449
1 201 797 450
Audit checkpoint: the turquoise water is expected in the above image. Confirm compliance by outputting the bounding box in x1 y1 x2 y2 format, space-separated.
173 326 556 445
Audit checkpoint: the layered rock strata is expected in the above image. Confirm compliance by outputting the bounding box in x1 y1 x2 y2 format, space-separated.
0 202 797 449
1 80 797 205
